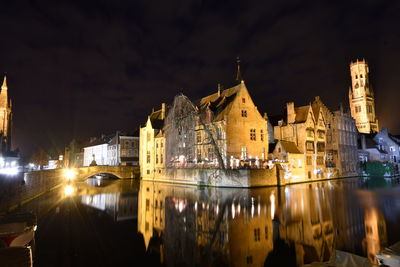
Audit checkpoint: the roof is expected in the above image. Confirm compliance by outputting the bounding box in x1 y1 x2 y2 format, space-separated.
294 106 311 123
197 83 242 122
149 109 165 130
279 140 302 154
389 134 400 145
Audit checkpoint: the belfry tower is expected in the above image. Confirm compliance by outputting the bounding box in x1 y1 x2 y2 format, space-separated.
348 59 379 133
0 75 13 153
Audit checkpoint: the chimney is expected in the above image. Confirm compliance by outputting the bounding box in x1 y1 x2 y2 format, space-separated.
287 102 295 124
161 103 166 120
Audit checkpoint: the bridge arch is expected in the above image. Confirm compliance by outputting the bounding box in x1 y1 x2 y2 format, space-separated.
73 166 139 180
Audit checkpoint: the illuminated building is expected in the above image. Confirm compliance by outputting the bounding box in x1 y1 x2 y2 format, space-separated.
348 59 379 134
82 132 139 166
139 103 166 179
0 75 19 168
312 97 358 177
274 102 326 179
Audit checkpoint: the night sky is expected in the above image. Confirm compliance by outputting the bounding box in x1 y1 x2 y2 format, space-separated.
1 0 400 157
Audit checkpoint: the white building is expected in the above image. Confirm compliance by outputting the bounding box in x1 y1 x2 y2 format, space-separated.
107 132 139 166
83 142 109 166
83 132 139 167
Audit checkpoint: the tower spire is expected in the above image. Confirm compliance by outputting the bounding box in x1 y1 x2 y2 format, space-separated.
1 75 7 90
235 56 243 82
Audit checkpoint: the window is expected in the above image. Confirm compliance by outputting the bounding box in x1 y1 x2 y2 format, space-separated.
307 156 312 165
160 154 163 164
317 130 324 139
197 132 202 143
317 142 325 152
208 147 214 159
390 146 395 152
265 227 268 240
367 105 373 113
254 228 260 241
242 98 246 103
216 127 223 140
360 74 363 78
307 130 314 138
146 199 150 211
306 141 314 151
156 154 159 164
278 147 281 153
355 75 358 79
147 132 151 142
241 146 247 159
317 156 324 165
241 110 247 117
146 151 150 163
355 106 361 113
161 142 163 148
260 130 264 142
250 129 256 141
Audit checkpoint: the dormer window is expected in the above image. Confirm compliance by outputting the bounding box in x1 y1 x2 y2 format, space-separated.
241 110 247 117
242 98 246 103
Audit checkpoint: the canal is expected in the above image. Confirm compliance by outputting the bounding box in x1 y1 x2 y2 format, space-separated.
13 177 400 266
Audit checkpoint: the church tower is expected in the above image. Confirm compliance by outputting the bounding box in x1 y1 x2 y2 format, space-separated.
0 75 13 153
348 59 379 133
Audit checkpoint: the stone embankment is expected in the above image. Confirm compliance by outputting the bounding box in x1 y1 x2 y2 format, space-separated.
0 166 139 213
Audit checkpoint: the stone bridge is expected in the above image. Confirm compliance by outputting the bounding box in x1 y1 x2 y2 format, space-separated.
74 165 140 180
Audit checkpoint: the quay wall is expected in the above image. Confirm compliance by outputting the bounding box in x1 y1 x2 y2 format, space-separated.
144 165 286 188
0 169 64 213
0 166 140 213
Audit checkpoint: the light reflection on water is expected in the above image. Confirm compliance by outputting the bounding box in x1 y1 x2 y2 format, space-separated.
58 177 400 266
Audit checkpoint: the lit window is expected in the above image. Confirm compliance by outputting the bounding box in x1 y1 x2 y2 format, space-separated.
146 151 150 163
250 129 256 140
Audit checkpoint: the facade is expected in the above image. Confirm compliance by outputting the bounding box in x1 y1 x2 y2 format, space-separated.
107 132 139 166
271 140 305 181
83 132 138 167
312 97 358 177
140 81 269 180
373 128 400 174
139 104 166 179
274 102 326 179
83 138 109 166
192 81 269 169
330 108 359 177
348 59 379 134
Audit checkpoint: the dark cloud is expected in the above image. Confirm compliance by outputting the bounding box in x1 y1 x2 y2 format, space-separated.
0 0 399 156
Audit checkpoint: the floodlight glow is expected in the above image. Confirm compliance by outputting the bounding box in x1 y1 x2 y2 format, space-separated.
0 167 19 175
64 185 75 196
64 169 76 180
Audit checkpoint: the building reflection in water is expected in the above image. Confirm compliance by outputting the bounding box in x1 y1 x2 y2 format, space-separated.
138 181 343 266
81 192 138 222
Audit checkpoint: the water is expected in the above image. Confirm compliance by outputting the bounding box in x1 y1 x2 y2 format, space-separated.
13 177 400 266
